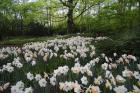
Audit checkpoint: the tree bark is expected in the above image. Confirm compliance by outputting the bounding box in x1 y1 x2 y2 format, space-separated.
67 0 74 33
0 35 2 40
139 0 140 11
118 0 125 30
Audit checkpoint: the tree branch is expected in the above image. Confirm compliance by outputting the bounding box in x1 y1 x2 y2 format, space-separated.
51 18 66 22
74 0 79 8
74 2 101 19
59 0 69 7
49 14 67 19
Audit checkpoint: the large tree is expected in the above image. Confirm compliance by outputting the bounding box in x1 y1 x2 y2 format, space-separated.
48 0 104 33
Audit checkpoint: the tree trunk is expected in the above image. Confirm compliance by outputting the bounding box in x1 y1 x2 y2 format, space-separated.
139 0 140 11
20 15 23 34
118 0 125 31
0 35 2 40
67 0 74 33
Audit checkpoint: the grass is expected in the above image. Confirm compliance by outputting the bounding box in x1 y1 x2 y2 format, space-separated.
0 33 92 46
0 35 63 45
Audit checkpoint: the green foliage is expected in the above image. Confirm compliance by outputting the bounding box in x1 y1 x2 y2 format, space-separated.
0 0 139 38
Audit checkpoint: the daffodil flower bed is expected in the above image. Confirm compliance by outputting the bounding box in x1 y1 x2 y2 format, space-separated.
0 36 140 93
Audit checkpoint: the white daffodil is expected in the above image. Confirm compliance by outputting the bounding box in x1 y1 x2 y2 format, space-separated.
116 75 126 83
122 69 133 78
81 76 88 85
35 74 42 81
50 76 56 86
101 63 108 70
27 72 34 81
133 71 140 80
114 85 128 93
39 78 47 87
24 87 33 93
31 60 36 66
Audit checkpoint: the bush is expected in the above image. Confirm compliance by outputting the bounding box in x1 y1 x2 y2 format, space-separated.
95 37 140 56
